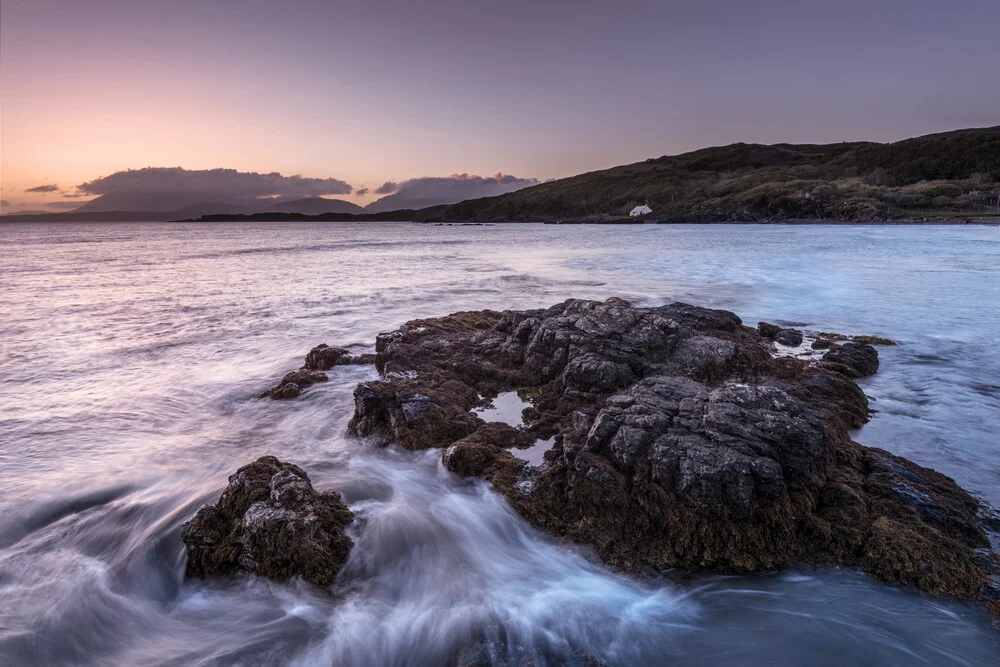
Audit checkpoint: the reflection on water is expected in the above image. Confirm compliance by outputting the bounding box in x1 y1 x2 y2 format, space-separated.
473 391 531 428
1 221 998 665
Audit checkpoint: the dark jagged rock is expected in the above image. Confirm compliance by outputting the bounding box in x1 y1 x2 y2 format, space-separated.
181 456 354 586
304 344 351 370
304 343 377 370
852 335 897 346
757 321 781 339
811 338 832 350
260 344 375 399
821 341 880 378
346 298 999 612
257 369 328 399
775 328 804 347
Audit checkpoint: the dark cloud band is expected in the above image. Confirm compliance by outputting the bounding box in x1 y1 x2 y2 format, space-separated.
77 167 352 198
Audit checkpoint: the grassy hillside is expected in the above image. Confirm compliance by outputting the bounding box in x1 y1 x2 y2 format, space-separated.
439 126 1000 222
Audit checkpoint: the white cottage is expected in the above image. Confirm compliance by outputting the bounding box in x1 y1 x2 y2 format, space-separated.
629 205 652 217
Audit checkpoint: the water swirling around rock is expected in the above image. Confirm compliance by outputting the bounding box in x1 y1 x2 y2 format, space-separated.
1 221 999 665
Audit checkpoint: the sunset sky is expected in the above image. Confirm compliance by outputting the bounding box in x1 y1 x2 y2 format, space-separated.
2 0 999 212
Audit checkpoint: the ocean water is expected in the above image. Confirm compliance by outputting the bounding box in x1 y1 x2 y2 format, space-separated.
0 221 998 665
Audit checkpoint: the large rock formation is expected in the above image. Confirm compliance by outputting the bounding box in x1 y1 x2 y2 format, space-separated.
181 456 354 586
346 298 999 611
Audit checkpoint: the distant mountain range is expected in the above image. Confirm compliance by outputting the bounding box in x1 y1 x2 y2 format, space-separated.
4 126 998 223
2 195 367 221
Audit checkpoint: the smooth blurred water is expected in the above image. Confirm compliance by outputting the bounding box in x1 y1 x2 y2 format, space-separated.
1 221 998 665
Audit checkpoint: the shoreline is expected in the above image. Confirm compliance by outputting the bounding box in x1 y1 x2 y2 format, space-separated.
1 215 998 226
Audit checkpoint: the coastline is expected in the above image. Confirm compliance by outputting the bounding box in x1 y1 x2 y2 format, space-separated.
1 214 998 226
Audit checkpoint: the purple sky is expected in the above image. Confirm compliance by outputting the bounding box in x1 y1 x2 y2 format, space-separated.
2 0 998 210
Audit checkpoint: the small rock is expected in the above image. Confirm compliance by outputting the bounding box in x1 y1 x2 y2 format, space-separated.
757 322 781 339
775 328 804 347
181 456 354 587
258 369 328 399
304 344 350 370
821 342 879 378
852 335 896 346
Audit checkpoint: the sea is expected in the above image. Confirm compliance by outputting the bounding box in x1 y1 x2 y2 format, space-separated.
1 221 998 665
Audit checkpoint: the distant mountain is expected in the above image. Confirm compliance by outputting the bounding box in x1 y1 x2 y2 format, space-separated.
169 202 257 216
65 192 365 217
365 196 461 214
0 210 185 222
438 125 1000 222
1 209 50 216
264 197 364 215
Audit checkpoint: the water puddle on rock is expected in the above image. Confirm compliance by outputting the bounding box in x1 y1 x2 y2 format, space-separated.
472 391 531 427
513 436 554 466
472 392 553 465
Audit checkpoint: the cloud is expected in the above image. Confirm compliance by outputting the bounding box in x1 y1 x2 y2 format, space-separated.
25 184 60 193
375 181 399 195
47 201 86 209
365 172 538 212
78 167 352 198
71 166 354 212
382 172 536 201
354 187 369 197
0 200 10 207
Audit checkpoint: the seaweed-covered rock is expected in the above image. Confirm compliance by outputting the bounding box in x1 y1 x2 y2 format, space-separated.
259 344 375 399
181 456 354 586
346 298 998 611
757 321 781 339
821 341 880 378
304 344 351 370
775 328 804 347
258 369 329 399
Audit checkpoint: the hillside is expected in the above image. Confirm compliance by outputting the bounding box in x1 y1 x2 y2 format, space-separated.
438 126 1000 222
264 197 364 215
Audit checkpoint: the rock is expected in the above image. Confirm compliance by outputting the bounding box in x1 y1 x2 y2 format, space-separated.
304 344 351 370
775 328 804 347
343 298 997 611
979 502 1000 533
852 335 896 346
757 322 781 339
821 342 879 378
257 369 328 399
260 344 375 399
811 339 832 350
181 456 354 586
304 343 378 369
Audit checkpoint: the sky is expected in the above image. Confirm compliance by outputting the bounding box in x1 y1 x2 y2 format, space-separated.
2 0 999 211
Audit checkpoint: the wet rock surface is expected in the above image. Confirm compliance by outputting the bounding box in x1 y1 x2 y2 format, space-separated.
259 344 375 398
775 328 804 347
181 456 354 586
346 298 999 612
